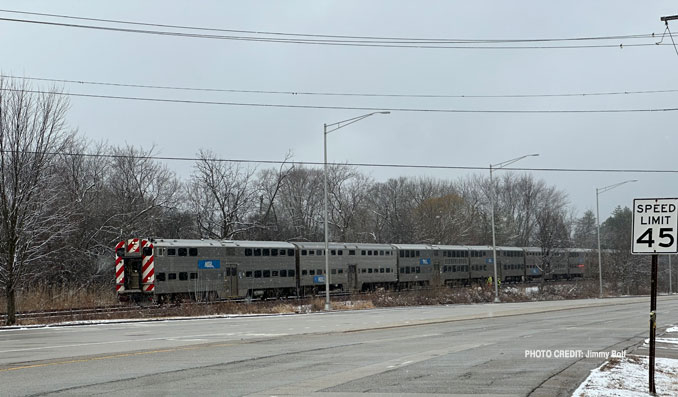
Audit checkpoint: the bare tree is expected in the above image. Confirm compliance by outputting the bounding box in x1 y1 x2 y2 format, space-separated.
107 144 180 239
187 149 257 239
276 166 324 241
0 79 75 325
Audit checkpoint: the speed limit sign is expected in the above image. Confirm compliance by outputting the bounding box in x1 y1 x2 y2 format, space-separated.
632 198 678 254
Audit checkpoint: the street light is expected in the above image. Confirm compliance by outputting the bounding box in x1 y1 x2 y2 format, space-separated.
490 153 539 303
323 111 389 310
596 179 637 298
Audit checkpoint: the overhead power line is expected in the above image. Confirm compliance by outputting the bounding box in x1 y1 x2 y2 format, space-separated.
4 74 678 100
1 87 677 114
0 8 665 44
0 15 669 49
8 149 678 174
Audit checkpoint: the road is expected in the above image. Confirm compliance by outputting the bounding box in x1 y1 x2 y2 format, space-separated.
1 296 677 396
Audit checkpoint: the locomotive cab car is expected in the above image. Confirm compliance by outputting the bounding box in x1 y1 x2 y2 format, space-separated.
116 238 297 301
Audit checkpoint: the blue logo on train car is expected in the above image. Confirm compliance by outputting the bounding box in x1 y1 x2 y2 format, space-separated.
420 258 431 265
486 258 494 264
198 260 221 269
313 275 326 284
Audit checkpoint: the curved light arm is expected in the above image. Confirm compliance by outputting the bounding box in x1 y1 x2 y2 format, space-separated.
597 179 638 195
325 111 390 135
491 153 540 172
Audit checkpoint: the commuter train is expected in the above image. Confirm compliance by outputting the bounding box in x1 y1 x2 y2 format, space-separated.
114 238 592 302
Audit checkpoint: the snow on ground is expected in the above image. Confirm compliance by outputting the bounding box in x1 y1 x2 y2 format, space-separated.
572 355 678 397
666 326 678 333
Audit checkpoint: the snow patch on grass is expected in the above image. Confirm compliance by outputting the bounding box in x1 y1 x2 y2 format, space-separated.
573 355 678 397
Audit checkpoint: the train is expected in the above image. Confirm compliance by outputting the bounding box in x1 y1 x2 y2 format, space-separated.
114 238 592 302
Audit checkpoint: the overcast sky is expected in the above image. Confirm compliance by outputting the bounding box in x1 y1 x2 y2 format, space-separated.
1 1 677 222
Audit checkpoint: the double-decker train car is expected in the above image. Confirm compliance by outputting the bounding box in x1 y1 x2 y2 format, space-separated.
115 238 593 302
436 245 470 286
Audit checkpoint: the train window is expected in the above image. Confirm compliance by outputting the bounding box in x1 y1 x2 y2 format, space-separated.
254 270 262 278
189 248 198 256
302 250 307 255
263 249 270 256
400 251 404 258
349 250 356 255
338 269 343 274
309 269 315 275
245 248 252 256
272 270 279 277
289 269 295 277
416 251 420 257
302 270 307 275
400 267 405 273
317 250 323 256
378 250 383 256
331 250 336 255
178 248 187 256
416 266 421 273
168 248 176 256
361 250 366 255
254 249 261 256
246 271 253 278
168 273 177 280
361 268 366 273
143 247 153 256
271 249 278 257
379 268 384 273
317 269 323 275
368 268 373 273
331 269 337 274
157 273 166 281
309 250 315 256
338 250 343 255
190 272 198 280
287 249 294 256
225 268 231 276
405 267 411 274
263 270 271 277
405 251 410 258
280 269 287 277
367 250 372 256
442 251 447 257
484 265 488 271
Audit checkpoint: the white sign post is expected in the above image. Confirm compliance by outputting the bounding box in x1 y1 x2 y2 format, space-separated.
632 198 678 254
632 197 678 395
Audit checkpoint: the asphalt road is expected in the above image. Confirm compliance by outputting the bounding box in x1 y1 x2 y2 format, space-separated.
1 295 677 396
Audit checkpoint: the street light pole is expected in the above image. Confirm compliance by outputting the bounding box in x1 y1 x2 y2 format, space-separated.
595 179 637 299
323 111 389 311
490 153 539 303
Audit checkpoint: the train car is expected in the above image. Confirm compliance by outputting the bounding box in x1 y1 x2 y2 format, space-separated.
434 245 470 286
497 246 525 283
523 247 543 280
393 244 435 289
115 238 297 301
468 245 494 284
350 243 398 290
546 248 569 280
567 248 589 279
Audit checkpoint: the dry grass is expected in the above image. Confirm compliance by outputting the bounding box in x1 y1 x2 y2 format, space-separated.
0 285 118 314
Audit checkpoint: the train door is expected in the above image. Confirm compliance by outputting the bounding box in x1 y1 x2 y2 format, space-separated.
125 259 142 290
223 264 239 297
347 264 358 292
432 260 441 287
